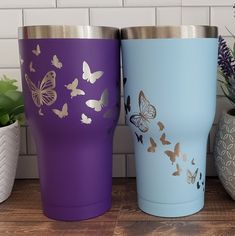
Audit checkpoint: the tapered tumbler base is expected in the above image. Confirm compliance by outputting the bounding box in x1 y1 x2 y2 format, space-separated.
43 198 111 221
138 196 204 217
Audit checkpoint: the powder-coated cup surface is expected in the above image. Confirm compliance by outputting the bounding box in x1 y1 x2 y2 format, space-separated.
121 25 218 217
18 25 120 221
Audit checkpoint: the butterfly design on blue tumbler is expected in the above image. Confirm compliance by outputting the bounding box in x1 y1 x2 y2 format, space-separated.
130 91 156 133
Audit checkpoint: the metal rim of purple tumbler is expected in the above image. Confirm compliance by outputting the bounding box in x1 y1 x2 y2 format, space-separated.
18 25 120 39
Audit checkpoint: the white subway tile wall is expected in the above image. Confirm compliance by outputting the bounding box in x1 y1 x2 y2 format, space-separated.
90 8 155 28
57 0 123 8
156 7 181 25
182 7 210 25
0 0 233 177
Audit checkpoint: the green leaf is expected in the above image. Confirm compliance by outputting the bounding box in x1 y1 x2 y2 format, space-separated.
9 104 24 117
0 94 15 111
4 90 23 106
0 76 24 126
0 76 18 94
0 113 10 126
15 113 25 125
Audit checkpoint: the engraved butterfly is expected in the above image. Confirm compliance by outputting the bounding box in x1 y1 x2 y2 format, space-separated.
124 95 131 114
147 137 157 153
135 132 143 144
25 71 57 108
65 78 85 98
51 55 62 69
81 113 92 124
86 89 109 112
52 103 68 119
160 133 171 145
130 91 156 133
82 61 103 84
164 143 180 164
172 163 181 176
157 121 164 131
29 61 36 73
186 168 199 184
32 44 41 56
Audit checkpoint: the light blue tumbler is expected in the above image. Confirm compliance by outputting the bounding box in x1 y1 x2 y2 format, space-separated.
121 26 218 217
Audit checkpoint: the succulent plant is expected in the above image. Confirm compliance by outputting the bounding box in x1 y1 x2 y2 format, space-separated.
0 75 24 127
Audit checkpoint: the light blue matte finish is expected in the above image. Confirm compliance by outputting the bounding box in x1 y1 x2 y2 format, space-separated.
122 38 218 217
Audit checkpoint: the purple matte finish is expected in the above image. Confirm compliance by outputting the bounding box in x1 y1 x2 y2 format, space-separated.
18 39 120 221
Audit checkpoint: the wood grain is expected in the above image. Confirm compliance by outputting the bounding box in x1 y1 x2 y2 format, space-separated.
0 178 234 235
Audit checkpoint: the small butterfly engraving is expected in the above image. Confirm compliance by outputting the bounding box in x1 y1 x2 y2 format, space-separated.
124 95 131 114
81 113 92 124
82 61 103 84
32 44 41 56
157 121 165 131
29 61 36 72
191 158 195 165
20 58 24 65
147 137 157 153
51 55 62 69
38 108 44 116
52 103 68 119
65 78 85 98
172 163 181 176
86 89 109 112
135 132 143 144
160 133 171 145
164 143 180 164
186 168 199 184
197 181 200 189
123 77 127 86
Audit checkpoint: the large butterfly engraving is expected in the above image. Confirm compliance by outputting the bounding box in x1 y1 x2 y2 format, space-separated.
25 71 57 108
130 91 156 133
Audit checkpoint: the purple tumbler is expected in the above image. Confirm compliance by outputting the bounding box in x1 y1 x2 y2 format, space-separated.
18 25 120 221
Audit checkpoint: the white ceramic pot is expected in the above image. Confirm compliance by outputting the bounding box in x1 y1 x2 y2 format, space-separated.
0 121 20 202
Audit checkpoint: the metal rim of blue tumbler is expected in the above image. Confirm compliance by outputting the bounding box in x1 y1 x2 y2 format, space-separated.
121 25 218 39
18 25 120 39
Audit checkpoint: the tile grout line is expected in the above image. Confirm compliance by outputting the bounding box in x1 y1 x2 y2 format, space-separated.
25 126 29 155
209 6 211 26
21 8 24 26
125 154 128 177
155 7 157 25
88 8 91 25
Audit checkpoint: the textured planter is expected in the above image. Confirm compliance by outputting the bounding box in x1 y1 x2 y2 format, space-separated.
214 109 235 199
121 25 218 217
18 25 120 221
0 121 20 203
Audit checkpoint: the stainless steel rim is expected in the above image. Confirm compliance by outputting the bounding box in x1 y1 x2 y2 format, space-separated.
121 25 218 39
18 25 120 39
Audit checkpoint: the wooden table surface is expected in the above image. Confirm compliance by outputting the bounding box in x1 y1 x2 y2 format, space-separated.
0 178 235 236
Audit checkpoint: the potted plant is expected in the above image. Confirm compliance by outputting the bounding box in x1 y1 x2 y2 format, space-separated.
0 75 24 202
214 35 235 199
